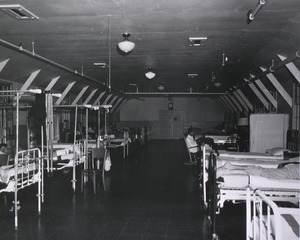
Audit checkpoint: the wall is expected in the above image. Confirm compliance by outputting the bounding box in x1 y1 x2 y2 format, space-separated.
119 96 224 139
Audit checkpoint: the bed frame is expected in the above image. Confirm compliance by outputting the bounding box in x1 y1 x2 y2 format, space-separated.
246 187 300 240
0 148 43 228
46 140 86 192
206 151 300 240
107 130 130 159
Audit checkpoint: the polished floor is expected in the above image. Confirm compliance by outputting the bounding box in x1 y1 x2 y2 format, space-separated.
0 140 245 240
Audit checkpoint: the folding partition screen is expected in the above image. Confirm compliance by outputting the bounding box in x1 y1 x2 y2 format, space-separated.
250 114 289 153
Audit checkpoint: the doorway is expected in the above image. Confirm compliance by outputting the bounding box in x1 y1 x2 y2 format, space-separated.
159 110 184 139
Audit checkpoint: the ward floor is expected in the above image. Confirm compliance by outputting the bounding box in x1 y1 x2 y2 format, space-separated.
0 140 245 240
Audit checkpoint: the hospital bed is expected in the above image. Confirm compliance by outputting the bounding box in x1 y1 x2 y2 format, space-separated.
46 140 86 192
106 130 130 158
0 148 43 228
246 186 300 240
206 150 299 240
202 147 286 208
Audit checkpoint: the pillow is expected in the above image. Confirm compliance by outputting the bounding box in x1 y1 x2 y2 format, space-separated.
266 147 287 156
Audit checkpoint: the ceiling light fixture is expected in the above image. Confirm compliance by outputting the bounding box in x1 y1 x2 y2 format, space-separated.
189 37 207 47
214 82 222 88
118 33 135 53
145 67 156 80
248 0 266 22
0 4 39 20
93 62 108 68
212 72 222 88
157 83 165 91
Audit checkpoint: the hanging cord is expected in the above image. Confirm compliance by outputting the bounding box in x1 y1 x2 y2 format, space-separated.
108 16 112 91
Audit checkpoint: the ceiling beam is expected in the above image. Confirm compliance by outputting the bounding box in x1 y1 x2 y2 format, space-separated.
253 77 277 109
102 94 113 105
227 94 243 113
55 81 75 105
218 97 232 113
93 91 106 105
114 99 127 113
82 89 98 105
45 76 60 91
108 95 118 106
111 97 123 112
260 67 292 108
0 59 9 72
236 89 253 112
246 81 269 110
0 38 119 94
223 95 238 113
15 69 41 101
71 86 89 105
220 96 234 113
277 54 300 85
247 51 300 83
215 98 229 113
232 91 249 113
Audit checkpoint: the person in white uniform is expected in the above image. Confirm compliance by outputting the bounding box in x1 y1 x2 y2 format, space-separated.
185 128 200 165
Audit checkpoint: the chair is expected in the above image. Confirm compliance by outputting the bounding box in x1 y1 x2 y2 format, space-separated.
184 136 200 164
81 147 106 194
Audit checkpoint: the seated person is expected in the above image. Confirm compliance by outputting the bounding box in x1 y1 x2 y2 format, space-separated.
217 161 300 180
185 128 200 164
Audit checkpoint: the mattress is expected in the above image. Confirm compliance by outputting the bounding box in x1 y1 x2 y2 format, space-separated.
0 163 39 191
218 174 300 190
218 151 284 159
52 143 73 149
215 157 283 169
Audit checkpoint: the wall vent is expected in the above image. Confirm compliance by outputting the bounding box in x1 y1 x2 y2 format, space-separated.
0 4 39 20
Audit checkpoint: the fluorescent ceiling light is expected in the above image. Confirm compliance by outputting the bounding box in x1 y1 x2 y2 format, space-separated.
93 63 108 68
189 37 207 46
188 73 198 78
0 4 39 20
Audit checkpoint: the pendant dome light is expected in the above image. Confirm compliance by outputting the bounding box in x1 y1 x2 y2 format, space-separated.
157 83 165 91
118 33 135 53
145 67 156 80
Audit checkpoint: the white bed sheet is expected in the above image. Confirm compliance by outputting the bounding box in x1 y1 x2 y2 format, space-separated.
218 151 284 159
219 174 300 190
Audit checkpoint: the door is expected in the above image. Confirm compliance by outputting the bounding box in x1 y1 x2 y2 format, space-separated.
172 111 184 139
159 110 184 139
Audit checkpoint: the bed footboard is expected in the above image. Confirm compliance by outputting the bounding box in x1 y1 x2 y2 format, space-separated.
13 148 43 229
207 151 218 239
247 187 300 240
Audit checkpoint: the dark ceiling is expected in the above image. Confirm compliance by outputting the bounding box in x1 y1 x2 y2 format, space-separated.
0 0 300 100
